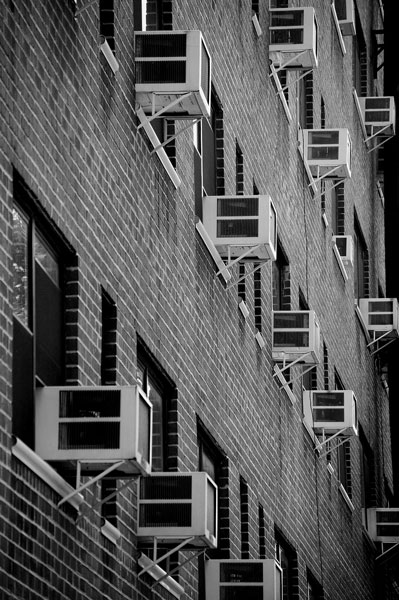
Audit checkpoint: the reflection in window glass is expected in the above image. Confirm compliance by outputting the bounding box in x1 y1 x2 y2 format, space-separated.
34 232 59 285
12 207 29 326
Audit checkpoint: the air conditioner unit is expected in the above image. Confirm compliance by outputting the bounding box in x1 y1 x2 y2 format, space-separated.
358 97 396 137
205 559 282 600
35 386 152 475
334 0 356 36
301 129 352 179
135 30 211 118
333 235 354 266
269 7 318 70
272 310 320 363
202 195 277 261
137 472 218 548
358 298 399 334
303 390 358 435
367 508 399 543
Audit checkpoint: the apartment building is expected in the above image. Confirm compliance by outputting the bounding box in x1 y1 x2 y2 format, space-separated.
1 0 398 598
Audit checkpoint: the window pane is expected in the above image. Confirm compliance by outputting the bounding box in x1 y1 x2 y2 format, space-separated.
34 232 59 285
148 374 164 471
12 207 29 326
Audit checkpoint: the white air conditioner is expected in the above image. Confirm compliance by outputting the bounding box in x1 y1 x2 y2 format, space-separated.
35 386 152 475
272 310 320 363
358 96 396 137
303 390 358 435
135 30 211 118
334 0 356 36
269 7 318 70
301 129 352 179
202 195 277 261
137 471 218 548
367 508 399 543
358 298 399 334
332 235 354 266
205 559 282 600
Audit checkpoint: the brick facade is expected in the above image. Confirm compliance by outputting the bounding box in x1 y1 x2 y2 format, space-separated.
0 1 396 599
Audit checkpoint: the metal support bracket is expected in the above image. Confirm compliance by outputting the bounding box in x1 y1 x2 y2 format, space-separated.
367 330 398 356
314 428 353 456
225 259 267 291
74 0 97 18
150 118 201 154
137 92 196 127
57 460 128 508
272 65 313 95
269 49 310 75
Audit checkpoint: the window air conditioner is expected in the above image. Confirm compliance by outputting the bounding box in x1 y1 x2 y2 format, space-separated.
367 508 399 543
202 195 277 261
334 0 356 36
137 472 218 548
332 235 354 266
269 7 318 70
205 559 282 600
272 310 320 363
135 30 211 118
358 298 399 334
301 129 352 179
303 390 358 435
35 386 152 475
358 97 396 137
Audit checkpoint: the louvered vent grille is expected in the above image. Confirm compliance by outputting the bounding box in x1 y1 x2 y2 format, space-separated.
136 34 186 57
59 389 120 418
140 475 192 499
139 504 192 528
59 422 120 450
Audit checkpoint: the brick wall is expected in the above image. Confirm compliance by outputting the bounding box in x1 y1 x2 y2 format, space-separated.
0 0 393 599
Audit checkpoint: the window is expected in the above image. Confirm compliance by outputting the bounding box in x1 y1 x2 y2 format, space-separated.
354 215 369 299
272 242 290 310
194 90 224 215
323 343 329 390
100 0 115 53
240 477 250 559
353 12 368 96
258 504 266 559
101 289 117 386
330 183 345 236
137 339 176 472
254 266 262 333
100 289 118 525
12 180 73 448
320 96 325 129
236 141 244 195
335 371 352 499
299 290 316 390
360 426 375 529
134 0 172 31
307 571 323 600
275 533 297 600
298 72 313 130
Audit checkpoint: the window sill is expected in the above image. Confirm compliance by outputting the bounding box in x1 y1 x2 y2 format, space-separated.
101 518 121 544
11 436 84 511
255 330 266 349
238 299 250 319
355 304 371 343
339 483 354 512
138 553 185 599
332 243 348 282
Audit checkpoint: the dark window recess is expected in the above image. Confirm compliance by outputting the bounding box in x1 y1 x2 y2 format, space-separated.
137 338 176 472
320 96 325 129
298 72 313 129
258 504 266 559
254 266 262 333
323 343 329 390
354 214 369 299
100 0 115 53
275 533 298 600
12 175 74 448
272 242 290 311
353 11 368 96
240 477 250 559
331 183 345 236
238 264 246 303
101 289 117 385
236 141 244 195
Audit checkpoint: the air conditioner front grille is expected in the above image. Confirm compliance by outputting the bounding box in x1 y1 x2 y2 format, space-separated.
377 524 399 537
217 197 259 216
135 34 187 58
365 98 390 110
59 389 120 418
313 408 345 422
270 29 304 44
365 111 390 123
219 587 264 599
308 147 339 160
274 313 309 329
220 562 264 582
217 220 259 238
334 0 347 20
140 475 192 499
369 301 393 313
59 422 120 450
139 504 192 527
136 62 186 84
273 332 309 347
335 237 347 255
369 314 393 326
270 10 304 27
